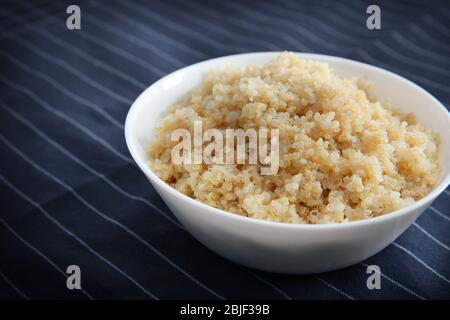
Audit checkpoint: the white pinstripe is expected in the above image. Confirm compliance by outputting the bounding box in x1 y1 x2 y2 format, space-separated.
352 0 398 22
342 0 398 25
360 262 425 300
109 0 257 53
0 100 182 228
0 217 94 300
17 0 162 75
0 76 131 163
258 0 358 42
393 242 450 284
296 0 370 25
3 0 446 300
0 50 125 130
125 4 450 296
355 0 402 22
0 269 29 300
213 0 343 52
0 32 133 107
18 0 205 62
172 2 298 50
110 1 359 300
138 17 447 291
0 135 224 300
429 206 450 222
283 1 434 62
11 2 366 127
247 0 450 80
0 104 298 299
409 24 450 54
192 0 450 95
208 0 316 51
113 0 310 59
392 31 450 65
82 14 185 69
280 0 367 36
13 1 167 85
2 7 145 90
75 1 450 298
374 40 450 77
0 98 290 300
424 14 450 36
0 175 157 299
0 98 355 300
162 0 280 51
314 276 355 300
113 2 358 70
391 0 428 8
413 222 450 251
87 3 203 64
29 6 445 110
241 268 292 300
71 29 166 76
356 49 450 97
32 27 145 90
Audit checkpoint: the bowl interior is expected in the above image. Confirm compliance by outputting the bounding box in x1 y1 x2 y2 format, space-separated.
126 52 450 204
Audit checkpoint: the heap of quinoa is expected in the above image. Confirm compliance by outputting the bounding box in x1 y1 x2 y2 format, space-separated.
149 53 440 224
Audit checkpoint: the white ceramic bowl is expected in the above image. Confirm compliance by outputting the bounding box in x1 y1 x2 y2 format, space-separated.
125 52 450 274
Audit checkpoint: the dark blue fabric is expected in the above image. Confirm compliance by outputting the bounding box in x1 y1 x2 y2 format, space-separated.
0 0 449 300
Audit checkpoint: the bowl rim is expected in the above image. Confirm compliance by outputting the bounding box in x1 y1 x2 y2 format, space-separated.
125 51 450 230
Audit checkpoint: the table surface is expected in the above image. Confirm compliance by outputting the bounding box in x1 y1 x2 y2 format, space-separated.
0 0 449 300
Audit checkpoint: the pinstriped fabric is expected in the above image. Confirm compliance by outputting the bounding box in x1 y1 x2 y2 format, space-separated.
0 0 448 299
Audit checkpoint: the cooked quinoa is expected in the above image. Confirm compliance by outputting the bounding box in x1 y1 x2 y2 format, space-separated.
148 53 440 224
